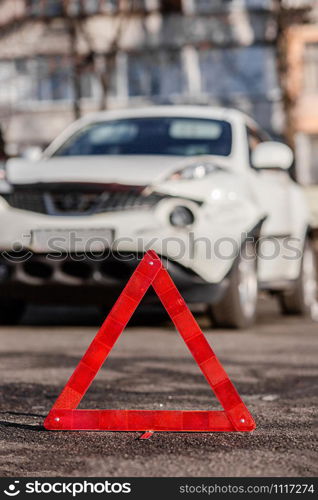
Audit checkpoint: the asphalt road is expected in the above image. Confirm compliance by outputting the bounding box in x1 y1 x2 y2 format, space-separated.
0 297 317 477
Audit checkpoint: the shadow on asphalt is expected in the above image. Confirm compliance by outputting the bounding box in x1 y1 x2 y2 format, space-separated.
21 304 172 327
20 297 281 328
0 420 44 431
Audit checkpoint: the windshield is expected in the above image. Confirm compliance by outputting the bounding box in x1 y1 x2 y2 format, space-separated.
53 117 232 157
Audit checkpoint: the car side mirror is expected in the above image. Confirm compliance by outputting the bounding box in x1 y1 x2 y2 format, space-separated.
251 141 294 171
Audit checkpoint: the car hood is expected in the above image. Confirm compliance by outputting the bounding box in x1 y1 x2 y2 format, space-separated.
6 155 230 186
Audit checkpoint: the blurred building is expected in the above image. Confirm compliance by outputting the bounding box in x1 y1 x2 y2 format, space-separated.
0 0 316 168
288 17 318 185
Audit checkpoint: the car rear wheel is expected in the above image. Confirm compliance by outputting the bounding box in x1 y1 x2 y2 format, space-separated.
208 241 258 329
0 299 26 325
279 238 317 318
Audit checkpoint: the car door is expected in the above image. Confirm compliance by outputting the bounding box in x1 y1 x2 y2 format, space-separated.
246 125 292 237
245 124 295 283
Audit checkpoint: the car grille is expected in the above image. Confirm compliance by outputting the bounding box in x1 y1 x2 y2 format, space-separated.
4 188 165 215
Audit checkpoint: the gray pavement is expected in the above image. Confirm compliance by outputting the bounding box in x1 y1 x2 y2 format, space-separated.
0 297 317 477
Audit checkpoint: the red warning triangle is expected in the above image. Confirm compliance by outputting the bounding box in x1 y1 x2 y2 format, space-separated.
44 250 256 433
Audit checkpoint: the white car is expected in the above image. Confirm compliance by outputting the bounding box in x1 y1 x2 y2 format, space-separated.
0 106 316 327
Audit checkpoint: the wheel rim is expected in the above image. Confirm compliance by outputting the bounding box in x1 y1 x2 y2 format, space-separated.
238 252 258 319
302 243 317 313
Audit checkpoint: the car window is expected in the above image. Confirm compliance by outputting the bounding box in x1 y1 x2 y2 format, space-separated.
53 117 232 157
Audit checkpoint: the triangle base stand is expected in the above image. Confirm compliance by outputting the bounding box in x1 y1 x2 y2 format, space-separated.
44 250 256 433
45 409 241 432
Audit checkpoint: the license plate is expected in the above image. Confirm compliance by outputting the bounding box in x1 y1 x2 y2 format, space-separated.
31 228 114 252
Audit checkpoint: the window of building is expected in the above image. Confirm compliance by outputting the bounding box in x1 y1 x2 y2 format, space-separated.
0 56 98 104
199 46 278 98
126 0 148 11
35 56 97 101
243 0 272 8
196 0 222 12
128 51 185 97
182 0 231 14
46 0 64 15
182 0 270 14
80 70 97 98
15 59 28 75
26 0 41 16
0 61 16 104
296 132 318 185
83 0 100 14
26 0 64 16
67 0 118 15
36 56 70 100
0 59 35 104
303 42 318 93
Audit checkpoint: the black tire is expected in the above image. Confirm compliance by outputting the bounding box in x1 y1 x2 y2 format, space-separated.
0 299 26 325
208 241 258 329
279 238 317 318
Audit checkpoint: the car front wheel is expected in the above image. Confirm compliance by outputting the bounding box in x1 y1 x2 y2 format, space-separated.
208 241 258 329
279 238 317 319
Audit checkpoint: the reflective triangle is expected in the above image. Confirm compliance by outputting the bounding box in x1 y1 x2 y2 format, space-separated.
44 250 256 433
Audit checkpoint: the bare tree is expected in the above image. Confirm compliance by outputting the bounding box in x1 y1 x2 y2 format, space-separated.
0 0 137 120
74 2 134 112
61 0 133 118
